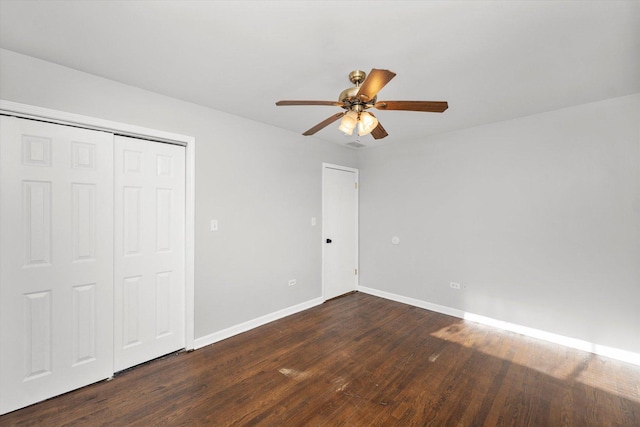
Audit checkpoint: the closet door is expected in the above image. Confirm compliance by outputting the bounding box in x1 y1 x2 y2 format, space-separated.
114 136 185 372
0 117 114 414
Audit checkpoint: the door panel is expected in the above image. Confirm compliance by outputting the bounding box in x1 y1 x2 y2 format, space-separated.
0 117 114 414
322 166 358 300
114 136 185 372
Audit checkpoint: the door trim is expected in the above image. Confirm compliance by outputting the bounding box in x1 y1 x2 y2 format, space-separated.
321 163 359 301
0 100 196 351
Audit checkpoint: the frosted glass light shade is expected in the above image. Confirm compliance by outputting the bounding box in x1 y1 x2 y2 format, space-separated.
357 112 378 136
338 111 358 135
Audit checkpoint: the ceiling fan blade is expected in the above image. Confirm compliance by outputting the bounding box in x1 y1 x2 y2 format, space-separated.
373 100 449 113
367 112 388 139
276 100 344 107
356 69 396 102
371 122 388 140
302 112 345 136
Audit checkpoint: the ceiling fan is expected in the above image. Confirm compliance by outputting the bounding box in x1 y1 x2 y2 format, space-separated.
275 68 448 140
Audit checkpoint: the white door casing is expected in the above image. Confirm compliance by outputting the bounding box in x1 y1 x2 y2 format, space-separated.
322 164 358 300
0 117 114 414
114 136 186 372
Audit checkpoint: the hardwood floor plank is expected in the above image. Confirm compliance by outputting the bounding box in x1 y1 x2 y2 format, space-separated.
2 292 639 426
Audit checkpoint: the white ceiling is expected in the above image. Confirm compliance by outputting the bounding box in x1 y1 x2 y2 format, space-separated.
1 0 639 148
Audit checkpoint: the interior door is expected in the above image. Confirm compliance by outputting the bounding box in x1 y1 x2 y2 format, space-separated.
322 164 358 300
114 136 185 372
0 116 114 414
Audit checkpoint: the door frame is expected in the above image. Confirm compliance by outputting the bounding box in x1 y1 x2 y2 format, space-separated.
0 100 196 350
321 162 359 300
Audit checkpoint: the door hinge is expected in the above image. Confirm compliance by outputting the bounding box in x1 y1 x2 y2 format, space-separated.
354 182 358 189
355 268 358 275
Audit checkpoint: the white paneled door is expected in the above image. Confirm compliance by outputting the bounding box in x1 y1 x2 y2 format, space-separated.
114 136 185 372
322 165 358 300
0 117 114 414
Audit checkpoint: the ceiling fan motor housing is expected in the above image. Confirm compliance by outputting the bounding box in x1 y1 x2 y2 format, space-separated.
339 70 376 110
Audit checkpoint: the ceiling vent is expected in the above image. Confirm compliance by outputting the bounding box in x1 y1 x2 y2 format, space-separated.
345 141 366 149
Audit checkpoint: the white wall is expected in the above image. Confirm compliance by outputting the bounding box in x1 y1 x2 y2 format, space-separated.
0 49 357 338
358 93 640 354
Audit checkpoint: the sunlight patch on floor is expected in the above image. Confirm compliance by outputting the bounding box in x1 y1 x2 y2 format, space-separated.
429 320 640 403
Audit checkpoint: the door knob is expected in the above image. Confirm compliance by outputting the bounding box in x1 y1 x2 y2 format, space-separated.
326 238 332 244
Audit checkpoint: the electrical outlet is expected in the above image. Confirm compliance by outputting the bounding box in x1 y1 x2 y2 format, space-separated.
450 282 461 290
288 279 296 287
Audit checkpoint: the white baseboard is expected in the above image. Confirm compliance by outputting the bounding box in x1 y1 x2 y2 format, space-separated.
194 297 324 350
357 286 640 366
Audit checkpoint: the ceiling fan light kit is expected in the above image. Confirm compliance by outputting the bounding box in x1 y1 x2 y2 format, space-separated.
276 68 448 140
338 110 379 136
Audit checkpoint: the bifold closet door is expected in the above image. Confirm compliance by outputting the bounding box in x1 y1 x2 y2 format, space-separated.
0 116 114 414
114 136 186 372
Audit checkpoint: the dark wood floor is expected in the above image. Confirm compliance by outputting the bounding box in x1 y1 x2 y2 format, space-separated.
2 292 640 426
